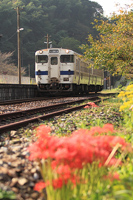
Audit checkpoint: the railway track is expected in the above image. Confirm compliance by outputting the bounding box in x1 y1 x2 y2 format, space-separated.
0 96 101 134
0 96 58 105
0 92 117 105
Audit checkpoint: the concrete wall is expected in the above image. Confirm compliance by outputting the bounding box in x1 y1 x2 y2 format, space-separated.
0 84 38 101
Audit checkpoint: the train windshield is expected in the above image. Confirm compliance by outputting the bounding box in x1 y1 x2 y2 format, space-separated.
60 55 74 63
51 57 58 65
35 55 48 63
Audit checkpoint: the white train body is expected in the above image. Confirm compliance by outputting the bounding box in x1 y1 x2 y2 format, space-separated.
35 48 104 94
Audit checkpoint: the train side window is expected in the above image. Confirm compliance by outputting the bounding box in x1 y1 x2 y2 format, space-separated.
51 57 58 65
60 55 74 63
35 55 48 63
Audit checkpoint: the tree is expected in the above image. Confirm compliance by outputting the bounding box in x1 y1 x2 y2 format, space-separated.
0 51 25 75
82 9 133 78
58 37 82 53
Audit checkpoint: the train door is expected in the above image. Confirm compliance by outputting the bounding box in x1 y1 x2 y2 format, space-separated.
49 56 60 81
77 59 80 84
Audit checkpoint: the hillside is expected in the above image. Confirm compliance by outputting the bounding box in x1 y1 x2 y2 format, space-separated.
0 0 104 77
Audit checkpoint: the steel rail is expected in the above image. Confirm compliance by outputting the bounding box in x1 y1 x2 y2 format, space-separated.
0 96 57 105
0 99 102 134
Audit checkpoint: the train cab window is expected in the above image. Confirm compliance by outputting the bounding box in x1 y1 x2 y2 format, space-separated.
35 55 48 63
60 55 74 63
51 57 58 65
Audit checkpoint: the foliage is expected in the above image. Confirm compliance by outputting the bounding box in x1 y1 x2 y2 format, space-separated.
58 37 81 54
0 188 16 200
82 7 133 78
0 0 104 77
118 84 133 130
0 51 25 75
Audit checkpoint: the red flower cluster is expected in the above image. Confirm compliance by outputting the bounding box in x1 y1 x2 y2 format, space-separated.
84 102 98 108
89 123 115 135
34 181 48 191
28 124 128 191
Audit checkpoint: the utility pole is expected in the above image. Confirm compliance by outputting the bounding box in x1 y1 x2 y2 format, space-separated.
0 34 3 47
44 34 51 48
28 64 30 83
17 7 21 84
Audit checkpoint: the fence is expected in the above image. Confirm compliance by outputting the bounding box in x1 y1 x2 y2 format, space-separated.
0 75 35 84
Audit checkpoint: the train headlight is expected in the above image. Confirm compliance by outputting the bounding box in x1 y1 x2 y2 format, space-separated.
66 49 69 54
39 50 43 54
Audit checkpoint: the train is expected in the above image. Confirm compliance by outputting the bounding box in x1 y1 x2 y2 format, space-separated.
35 48 104 95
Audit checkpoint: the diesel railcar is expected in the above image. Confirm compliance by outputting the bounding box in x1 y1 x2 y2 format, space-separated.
35 48 104 94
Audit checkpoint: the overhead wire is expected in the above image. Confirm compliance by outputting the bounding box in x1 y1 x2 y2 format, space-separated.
1 32 17 44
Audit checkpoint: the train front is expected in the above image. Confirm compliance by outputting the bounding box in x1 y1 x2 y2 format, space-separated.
35 48 75 94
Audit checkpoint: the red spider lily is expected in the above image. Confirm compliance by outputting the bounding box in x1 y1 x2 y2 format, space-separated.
103 124 115 133
84 102 98 108
28 124 129 191
29 124 128 166
89 124 115 135
104 172 120 181
89 126 104 135
54 147 70 160
70 175 81 186
28 135 60 160
84 105 90 108
34 181 49 191
36 124 51 137
72 129 91 135
52 178 64 189
87 102 98 107
56 165 72 183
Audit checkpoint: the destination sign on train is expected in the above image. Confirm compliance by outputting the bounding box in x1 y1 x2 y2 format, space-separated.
49 50 59 53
